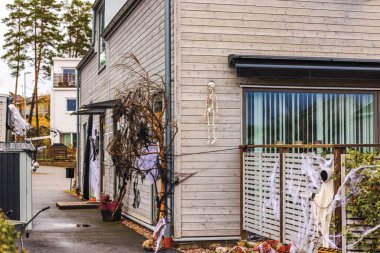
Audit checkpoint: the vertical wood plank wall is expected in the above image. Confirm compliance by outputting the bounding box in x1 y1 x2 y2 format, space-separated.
177 0 380 238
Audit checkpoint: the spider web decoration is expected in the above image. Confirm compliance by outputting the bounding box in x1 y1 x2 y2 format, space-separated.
107 54 178 222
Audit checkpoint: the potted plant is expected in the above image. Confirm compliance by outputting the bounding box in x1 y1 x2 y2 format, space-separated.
99 195 122 222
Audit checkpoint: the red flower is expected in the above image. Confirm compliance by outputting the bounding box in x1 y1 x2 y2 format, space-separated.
99 194 123 211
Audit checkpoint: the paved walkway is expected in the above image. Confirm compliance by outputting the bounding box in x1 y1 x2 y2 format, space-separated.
25 166 173 253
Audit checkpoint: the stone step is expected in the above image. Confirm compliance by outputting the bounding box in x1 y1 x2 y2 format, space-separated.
56 201 100 210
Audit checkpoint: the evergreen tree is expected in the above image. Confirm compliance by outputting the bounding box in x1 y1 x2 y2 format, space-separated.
26 0 63 133
1 0 29 104
61 0 92 58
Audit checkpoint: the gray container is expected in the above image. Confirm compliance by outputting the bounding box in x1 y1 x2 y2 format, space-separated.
0 142 34 230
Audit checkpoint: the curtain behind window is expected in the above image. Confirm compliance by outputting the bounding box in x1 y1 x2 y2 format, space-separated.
246 91 374 145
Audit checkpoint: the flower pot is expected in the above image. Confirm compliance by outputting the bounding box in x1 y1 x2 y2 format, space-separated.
100 209 121 222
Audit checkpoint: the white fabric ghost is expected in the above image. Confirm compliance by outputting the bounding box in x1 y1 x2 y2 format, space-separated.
8 104 30 136
153 218 166 253
314 158 334 247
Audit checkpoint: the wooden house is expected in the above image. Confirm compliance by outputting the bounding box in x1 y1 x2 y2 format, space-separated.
76 0 380 242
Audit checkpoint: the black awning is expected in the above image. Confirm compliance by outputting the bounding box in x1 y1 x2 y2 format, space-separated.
71 108 106 115
228 55 380 80
82 99 120 109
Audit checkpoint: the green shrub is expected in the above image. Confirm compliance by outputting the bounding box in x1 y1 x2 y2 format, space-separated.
344 149 380 250
345 149 380 226
0 212 17 253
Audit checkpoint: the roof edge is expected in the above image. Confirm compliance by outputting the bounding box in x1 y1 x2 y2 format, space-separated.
77 48 95 71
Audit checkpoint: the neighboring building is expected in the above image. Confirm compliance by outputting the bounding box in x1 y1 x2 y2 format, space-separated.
50 58 80 147
23 95 51 134
77 0 380 241
0 94 8 142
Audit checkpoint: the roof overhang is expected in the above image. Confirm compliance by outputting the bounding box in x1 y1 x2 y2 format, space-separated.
71 108 106 115
228 55 380 80
82 99 120 109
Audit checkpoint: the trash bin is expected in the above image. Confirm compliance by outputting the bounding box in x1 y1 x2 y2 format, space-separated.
66 167 74 178
0 142 34 230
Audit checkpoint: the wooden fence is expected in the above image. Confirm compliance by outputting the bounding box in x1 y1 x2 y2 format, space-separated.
240 144 380 253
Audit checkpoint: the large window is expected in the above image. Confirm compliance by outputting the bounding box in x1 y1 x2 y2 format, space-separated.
245 90 375 145
62 68 76 86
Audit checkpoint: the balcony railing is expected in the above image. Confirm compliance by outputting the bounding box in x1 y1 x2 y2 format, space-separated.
53 74 77 88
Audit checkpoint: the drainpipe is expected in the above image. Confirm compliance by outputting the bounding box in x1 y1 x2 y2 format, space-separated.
76 70 81 189
164 0 173 240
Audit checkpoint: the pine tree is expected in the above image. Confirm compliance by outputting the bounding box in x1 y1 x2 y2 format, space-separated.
26 0 63 134
61 0 92 58
1 0 29 104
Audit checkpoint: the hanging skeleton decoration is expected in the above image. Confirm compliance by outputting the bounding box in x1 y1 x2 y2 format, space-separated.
205 81 218 145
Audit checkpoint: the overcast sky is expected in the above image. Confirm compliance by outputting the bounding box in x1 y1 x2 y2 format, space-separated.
0 0 48 97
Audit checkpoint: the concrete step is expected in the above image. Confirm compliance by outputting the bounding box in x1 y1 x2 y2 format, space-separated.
56 201 100 210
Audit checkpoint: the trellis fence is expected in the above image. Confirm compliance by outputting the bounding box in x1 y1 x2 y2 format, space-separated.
240 144 380 253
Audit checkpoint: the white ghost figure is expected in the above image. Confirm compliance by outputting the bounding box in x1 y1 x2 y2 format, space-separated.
8 104 31 136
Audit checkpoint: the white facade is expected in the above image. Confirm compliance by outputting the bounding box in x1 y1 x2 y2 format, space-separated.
0 94 8 142
50 58 80 146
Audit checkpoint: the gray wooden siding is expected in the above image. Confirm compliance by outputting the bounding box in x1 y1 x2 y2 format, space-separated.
177 0 380 238
79 0 166 225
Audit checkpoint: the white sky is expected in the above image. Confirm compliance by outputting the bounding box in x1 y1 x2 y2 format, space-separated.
0 0 49 97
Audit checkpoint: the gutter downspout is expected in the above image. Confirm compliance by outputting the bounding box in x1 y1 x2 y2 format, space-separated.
164 0 173 239
76 70 81 189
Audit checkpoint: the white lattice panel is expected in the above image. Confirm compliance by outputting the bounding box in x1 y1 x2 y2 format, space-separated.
283 154 332 245
243 152 281 240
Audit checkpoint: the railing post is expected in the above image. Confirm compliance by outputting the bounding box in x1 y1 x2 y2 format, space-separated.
333 147 345 248
279 147 289 243
240 145 248 239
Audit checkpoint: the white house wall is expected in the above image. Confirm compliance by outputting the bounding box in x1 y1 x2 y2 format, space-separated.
79 0 166 225
0 95 7 142
50 88 77 143
175 0 380 238
78 0 380 239
52 58 82 74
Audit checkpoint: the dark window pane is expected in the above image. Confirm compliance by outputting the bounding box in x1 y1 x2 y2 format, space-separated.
67 99 76 111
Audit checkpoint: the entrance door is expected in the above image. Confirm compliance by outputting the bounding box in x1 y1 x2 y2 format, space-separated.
99 115 105 194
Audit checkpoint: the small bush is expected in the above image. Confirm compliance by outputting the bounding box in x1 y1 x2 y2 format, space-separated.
0 212 18 253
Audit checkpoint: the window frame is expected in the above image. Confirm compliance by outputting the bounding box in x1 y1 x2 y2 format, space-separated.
66 98 77 112
97 4 106 71
242 87 380 145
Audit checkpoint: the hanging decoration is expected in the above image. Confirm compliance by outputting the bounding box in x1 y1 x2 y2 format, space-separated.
205 81 218 145
263 161 280 221
153 218 166 253
314 158 334 247
8 104 30 137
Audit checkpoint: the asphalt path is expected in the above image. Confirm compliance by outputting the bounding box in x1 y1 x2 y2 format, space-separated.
24 165 151 253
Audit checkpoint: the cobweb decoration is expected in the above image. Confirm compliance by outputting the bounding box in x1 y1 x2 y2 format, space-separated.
8 104 30 136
